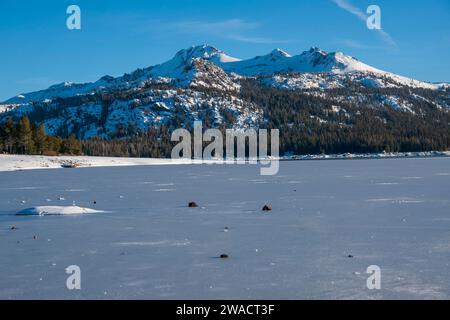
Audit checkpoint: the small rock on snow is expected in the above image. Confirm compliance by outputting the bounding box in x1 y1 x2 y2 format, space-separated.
188 202 199 208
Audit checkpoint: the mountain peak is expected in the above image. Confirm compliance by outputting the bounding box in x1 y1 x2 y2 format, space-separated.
172 44 240 63
269 48 291 58
307 47 327 55
173 44 220 61
150 45 239 79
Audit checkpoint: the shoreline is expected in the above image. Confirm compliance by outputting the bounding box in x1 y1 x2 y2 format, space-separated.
1 151 449 172
281 151 450 161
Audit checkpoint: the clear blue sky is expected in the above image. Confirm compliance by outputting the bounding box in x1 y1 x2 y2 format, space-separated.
0 0 449 101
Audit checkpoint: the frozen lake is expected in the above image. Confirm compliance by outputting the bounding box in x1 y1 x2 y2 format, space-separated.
1 157 449 299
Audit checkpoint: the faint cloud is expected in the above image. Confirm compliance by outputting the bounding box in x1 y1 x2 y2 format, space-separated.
171 19 259 33
378 29 397 48
337 39 373 49
227 34 292 44
336 39 390 50
159 18 292 45
331 0 397 48
336 39 400 54
332 0 367 20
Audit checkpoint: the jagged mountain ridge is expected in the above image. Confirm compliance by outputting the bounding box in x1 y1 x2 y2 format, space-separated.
4 44 449 104
0 45 449 141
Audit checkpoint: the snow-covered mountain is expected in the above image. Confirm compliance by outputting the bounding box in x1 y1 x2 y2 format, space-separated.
4 44 448 105
0 44 449 140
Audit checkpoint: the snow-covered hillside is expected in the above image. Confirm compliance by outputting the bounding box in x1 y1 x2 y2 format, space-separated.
1 86 262 139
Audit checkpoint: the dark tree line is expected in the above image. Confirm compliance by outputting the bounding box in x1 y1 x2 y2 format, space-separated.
81 127 173 158
0 116 81 155
239 80 450 155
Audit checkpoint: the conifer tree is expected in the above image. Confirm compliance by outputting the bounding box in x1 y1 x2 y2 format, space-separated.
16 116 33 154
61 134 81 155
33 123 47 154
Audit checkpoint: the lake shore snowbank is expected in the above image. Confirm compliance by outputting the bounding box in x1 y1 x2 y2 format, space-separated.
0 151 449 172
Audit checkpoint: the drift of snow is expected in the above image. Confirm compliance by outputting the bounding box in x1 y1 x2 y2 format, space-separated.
16 206 102 216
0 154 247 172
0 154 200 172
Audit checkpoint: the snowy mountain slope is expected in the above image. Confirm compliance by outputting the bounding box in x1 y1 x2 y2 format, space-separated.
219 48 294 75
3 74 163 105
4 80 110 104
259 70 449 91
221 46 448 91
156 57 240 91
6 85 262 139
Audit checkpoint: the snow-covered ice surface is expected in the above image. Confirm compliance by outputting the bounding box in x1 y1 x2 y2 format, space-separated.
0 158 449 299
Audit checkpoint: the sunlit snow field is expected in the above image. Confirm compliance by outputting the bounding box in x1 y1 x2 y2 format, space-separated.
1 157 449 299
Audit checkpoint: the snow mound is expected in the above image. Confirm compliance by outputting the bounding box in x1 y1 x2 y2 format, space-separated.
16 206 103 216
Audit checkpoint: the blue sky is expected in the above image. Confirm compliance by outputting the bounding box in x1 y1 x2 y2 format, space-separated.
0 0 449 101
